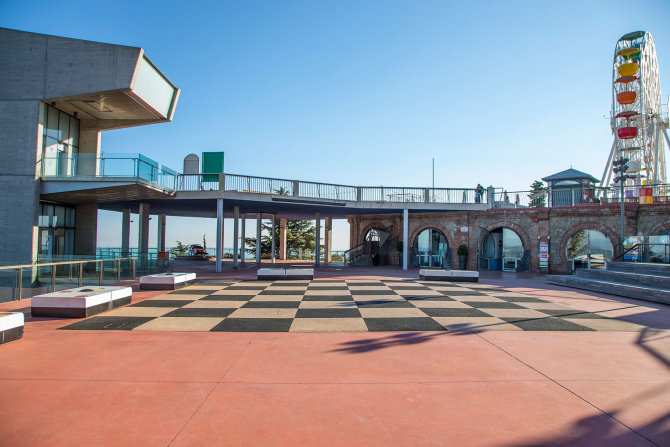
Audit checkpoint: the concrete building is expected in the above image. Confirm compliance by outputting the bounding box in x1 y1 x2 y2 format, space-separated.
0 28 180 263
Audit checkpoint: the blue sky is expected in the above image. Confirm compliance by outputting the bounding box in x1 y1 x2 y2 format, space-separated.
2 0 670 250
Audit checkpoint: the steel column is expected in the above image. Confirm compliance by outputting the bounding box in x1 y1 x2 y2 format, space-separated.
233 206 239 267
216 198 223 273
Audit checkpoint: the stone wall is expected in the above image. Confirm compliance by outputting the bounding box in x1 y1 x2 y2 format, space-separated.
348 204 670 275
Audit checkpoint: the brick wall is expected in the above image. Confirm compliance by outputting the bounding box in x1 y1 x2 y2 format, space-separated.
348 204 670 274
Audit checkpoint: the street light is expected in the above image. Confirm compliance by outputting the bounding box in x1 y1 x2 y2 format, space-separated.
612 156 630 250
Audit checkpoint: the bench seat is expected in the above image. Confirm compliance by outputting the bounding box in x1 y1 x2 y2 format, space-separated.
140 273 196 290
420 269 479 282
31 286 133 318
258 268 314 280
0 312 24 344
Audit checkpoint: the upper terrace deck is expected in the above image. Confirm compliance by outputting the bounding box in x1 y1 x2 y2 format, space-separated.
38 154 670 218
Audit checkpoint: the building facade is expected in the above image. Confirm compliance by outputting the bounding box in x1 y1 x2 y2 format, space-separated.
0 28 179 263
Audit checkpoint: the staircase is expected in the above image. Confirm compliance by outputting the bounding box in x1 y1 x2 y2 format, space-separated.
546 262 670 305
345 225 395 266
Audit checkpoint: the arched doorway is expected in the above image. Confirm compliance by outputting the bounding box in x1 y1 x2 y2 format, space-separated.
566 229 613 269
480 228 525 271
413 228 448 268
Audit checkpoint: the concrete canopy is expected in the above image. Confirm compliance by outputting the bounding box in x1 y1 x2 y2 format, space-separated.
0 27 180 131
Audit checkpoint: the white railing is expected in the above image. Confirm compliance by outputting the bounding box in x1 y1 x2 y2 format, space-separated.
176 173 485 204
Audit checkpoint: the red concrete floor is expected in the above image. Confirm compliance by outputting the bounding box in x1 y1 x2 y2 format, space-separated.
0 264 669 446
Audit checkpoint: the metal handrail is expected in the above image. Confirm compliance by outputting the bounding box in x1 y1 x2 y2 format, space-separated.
3 257 137 301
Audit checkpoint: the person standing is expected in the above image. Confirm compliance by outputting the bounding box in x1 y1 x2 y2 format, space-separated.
475 184 484 203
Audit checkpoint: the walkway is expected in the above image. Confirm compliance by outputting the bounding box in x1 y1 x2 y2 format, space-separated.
0 266 668 446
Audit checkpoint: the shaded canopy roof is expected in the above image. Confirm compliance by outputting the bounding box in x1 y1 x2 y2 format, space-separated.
541 168 599 183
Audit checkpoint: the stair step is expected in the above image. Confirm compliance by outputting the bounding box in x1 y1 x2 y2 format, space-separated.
607 261 670 277
576 268 670 289
546 275 670 305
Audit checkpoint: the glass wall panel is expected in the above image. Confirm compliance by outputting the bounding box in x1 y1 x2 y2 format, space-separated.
59 112 70 146
46 106 59 139
70 118 79 151
65 208 76 228
133 57 175 116
566 230 613 268
54 206 66 228
502 228 523 258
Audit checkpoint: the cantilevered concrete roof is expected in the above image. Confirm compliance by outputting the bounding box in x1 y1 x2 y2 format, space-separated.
0 28 180 130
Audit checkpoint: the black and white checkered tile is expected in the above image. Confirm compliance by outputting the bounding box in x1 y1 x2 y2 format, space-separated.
59 280 644 332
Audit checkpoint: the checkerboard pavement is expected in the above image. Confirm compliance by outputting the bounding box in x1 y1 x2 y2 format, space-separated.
59 280 649 332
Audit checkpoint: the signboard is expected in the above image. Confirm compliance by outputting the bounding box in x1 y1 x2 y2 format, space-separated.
539 241 549 268
639 187 653 204
202 152 225 182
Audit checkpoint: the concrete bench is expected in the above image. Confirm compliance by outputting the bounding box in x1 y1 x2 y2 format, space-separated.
419 269 479 282
31 286 133 318
0 312 24 345
140 272 196 290
258 268 314 280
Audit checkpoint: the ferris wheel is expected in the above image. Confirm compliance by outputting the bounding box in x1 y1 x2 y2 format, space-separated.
602 31 670 188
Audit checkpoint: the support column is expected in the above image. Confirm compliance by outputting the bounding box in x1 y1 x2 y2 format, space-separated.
324 217 332 263
121 208 131 256
271 215 276 264
315 213 321 265
157 214 166 252
403 209 409 270
138 203 150 255
279 218 287 260
74 204 98 256
241 216 246 264
256 213 262 264
216 199 223 273
233 206 239 268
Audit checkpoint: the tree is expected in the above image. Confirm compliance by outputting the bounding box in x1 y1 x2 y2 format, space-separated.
245 219 316 256
528 180 547 208
170 241 188 256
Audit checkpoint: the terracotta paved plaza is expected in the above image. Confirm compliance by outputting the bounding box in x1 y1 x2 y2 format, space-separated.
0 264 669 446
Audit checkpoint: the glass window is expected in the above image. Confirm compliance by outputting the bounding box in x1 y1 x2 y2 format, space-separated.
54 206 66 228
70 118 79 151
133 57 175 117
365 229 380 242
502 228 524 258
566 230 613 268
64 229 75 256
413 228 448 268
65 207 76 228
46 105 59 139
59 112 70 146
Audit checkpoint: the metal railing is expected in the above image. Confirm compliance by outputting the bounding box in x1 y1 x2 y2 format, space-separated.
0 256 174 303
176 173 486 204
491 184 670 209
40 154 178 192
0 257 135 303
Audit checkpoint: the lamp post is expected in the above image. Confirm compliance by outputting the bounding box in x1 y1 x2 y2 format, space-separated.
612 156 630 250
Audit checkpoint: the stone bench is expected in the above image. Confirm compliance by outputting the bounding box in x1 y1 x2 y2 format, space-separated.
419 269 479 282
258 268 314 280
31 286 133 318
0 312 24 345
140 273 196 290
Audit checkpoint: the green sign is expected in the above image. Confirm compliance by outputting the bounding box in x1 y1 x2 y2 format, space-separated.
202 152 224 182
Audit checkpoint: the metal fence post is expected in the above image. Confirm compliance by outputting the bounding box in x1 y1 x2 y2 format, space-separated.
132 258 136 279
357 187 362 201
79 262 83 287
218 173 225 191
17 268 22 301
117 260 121 282
51 265 56 292
99 260 104 285
293 180 300 197
424 188 430 203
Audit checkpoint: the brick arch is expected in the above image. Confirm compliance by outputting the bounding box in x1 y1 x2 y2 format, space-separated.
409 222 455 251
359 222 388 246
479 221 532 252
649 221 670 236
557 222 621 262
